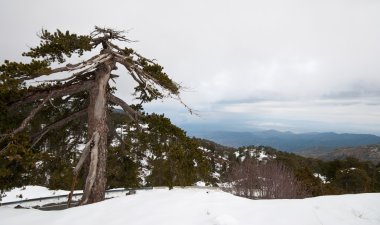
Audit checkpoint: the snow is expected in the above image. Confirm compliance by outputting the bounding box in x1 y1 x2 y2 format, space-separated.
257 151 269 160
1 187 380 225
1 186 77 203
140 158 149 167
313 173 330 184
340 168 358 173
198 146 211 152
236 148 276 162
139 168 151 186
195 181 206 187
212 172 221 179
0 186 129 207
193 159 198 167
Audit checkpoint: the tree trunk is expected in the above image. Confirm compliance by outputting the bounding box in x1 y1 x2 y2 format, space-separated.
81 63 111 205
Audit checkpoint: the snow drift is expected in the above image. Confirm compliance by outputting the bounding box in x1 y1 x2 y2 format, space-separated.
1 187 379 225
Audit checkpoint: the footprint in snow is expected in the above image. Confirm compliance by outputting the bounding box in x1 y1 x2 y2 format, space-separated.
213 214 238 225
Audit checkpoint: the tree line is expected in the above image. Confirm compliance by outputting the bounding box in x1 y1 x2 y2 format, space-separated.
202 143 380 199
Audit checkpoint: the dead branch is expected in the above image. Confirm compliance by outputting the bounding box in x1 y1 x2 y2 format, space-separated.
67 132 99 208
107 94 143 121
49 54 105 73
80 131 100 205
73 132 98 176
172 95 198 116
30 109 87 148
91 26 135 46
41 54 112 83
114 55 179 96
1 93 53 140
67 176 78 208
9 79 94 110
67 131 98 207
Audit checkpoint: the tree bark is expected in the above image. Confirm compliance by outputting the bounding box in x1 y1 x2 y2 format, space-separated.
81 63 111 204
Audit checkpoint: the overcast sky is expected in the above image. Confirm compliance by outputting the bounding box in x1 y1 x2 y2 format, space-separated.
1 0 380 135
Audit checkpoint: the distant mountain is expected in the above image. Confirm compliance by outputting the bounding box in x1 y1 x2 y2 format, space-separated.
189 130 380 152
299 145 380 164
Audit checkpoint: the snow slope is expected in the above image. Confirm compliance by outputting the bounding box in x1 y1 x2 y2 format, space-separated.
1 188 379 225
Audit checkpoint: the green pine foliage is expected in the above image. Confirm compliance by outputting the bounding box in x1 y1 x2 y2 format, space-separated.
0 135 40 190
131 114 214 188
334 168 371 193
107 146 140 189
0 60 51 83
142 63 180 95
22 29 92 63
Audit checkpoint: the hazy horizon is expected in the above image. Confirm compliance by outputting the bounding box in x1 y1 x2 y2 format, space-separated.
177 122 380 137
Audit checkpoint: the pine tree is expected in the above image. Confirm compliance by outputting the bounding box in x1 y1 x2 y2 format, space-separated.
0 27 189 205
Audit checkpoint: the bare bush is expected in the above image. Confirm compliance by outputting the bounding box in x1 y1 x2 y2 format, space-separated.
225 158 309 199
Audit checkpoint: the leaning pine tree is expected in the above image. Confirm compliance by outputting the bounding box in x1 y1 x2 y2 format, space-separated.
0 27 190 205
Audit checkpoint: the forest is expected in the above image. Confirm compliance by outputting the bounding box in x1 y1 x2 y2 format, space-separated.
1 108 379 200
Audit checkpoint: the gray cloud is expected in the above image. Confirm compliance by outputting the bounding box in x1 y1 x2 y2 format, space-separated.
1 0 380 134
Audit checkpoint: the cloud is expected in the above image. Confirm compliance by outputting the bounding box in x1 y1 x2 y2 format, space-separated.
1 0 380 134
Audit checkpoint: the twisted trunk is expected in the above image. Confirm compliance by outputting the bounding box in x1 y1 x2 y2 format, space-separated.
81 63 111 204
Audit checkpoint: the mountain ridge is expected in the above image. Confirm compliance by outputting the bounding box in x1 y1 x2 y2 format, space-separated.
187 129 380 152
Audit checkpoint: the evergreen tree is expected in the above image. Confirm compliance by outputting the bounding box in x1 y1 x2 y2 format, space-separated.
334 168 371 193
0 27 189 204
134 114 213 188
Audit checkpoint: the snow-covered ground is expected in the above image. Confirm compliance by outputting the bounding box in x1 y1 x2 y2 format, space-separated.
1 186 79 203
0 186 133 208
1 187 379 225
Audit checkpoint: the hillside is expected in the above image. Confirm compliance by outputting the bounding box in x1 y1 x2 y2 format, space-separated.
195 140 380 195
1 188 379 225
2 106 379 201
190 130 380 152
300 145 380 164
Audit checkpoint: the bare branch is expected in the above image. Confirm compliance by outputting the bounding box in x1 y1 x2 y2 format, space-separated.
67 176 78 208
115 55 197 114
114 55 150 81
110 74 119 79
106 41 125 52
115 55 179 93
81 131 100 205
107 94 143 121
91 26 135 46
114 56 164 95
68 131 98 207
49 54 103 73
171 95 199 116
30 109 87 148
10 79 94 110
73 132 98 176
1 93 53 139
40 54 112 83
